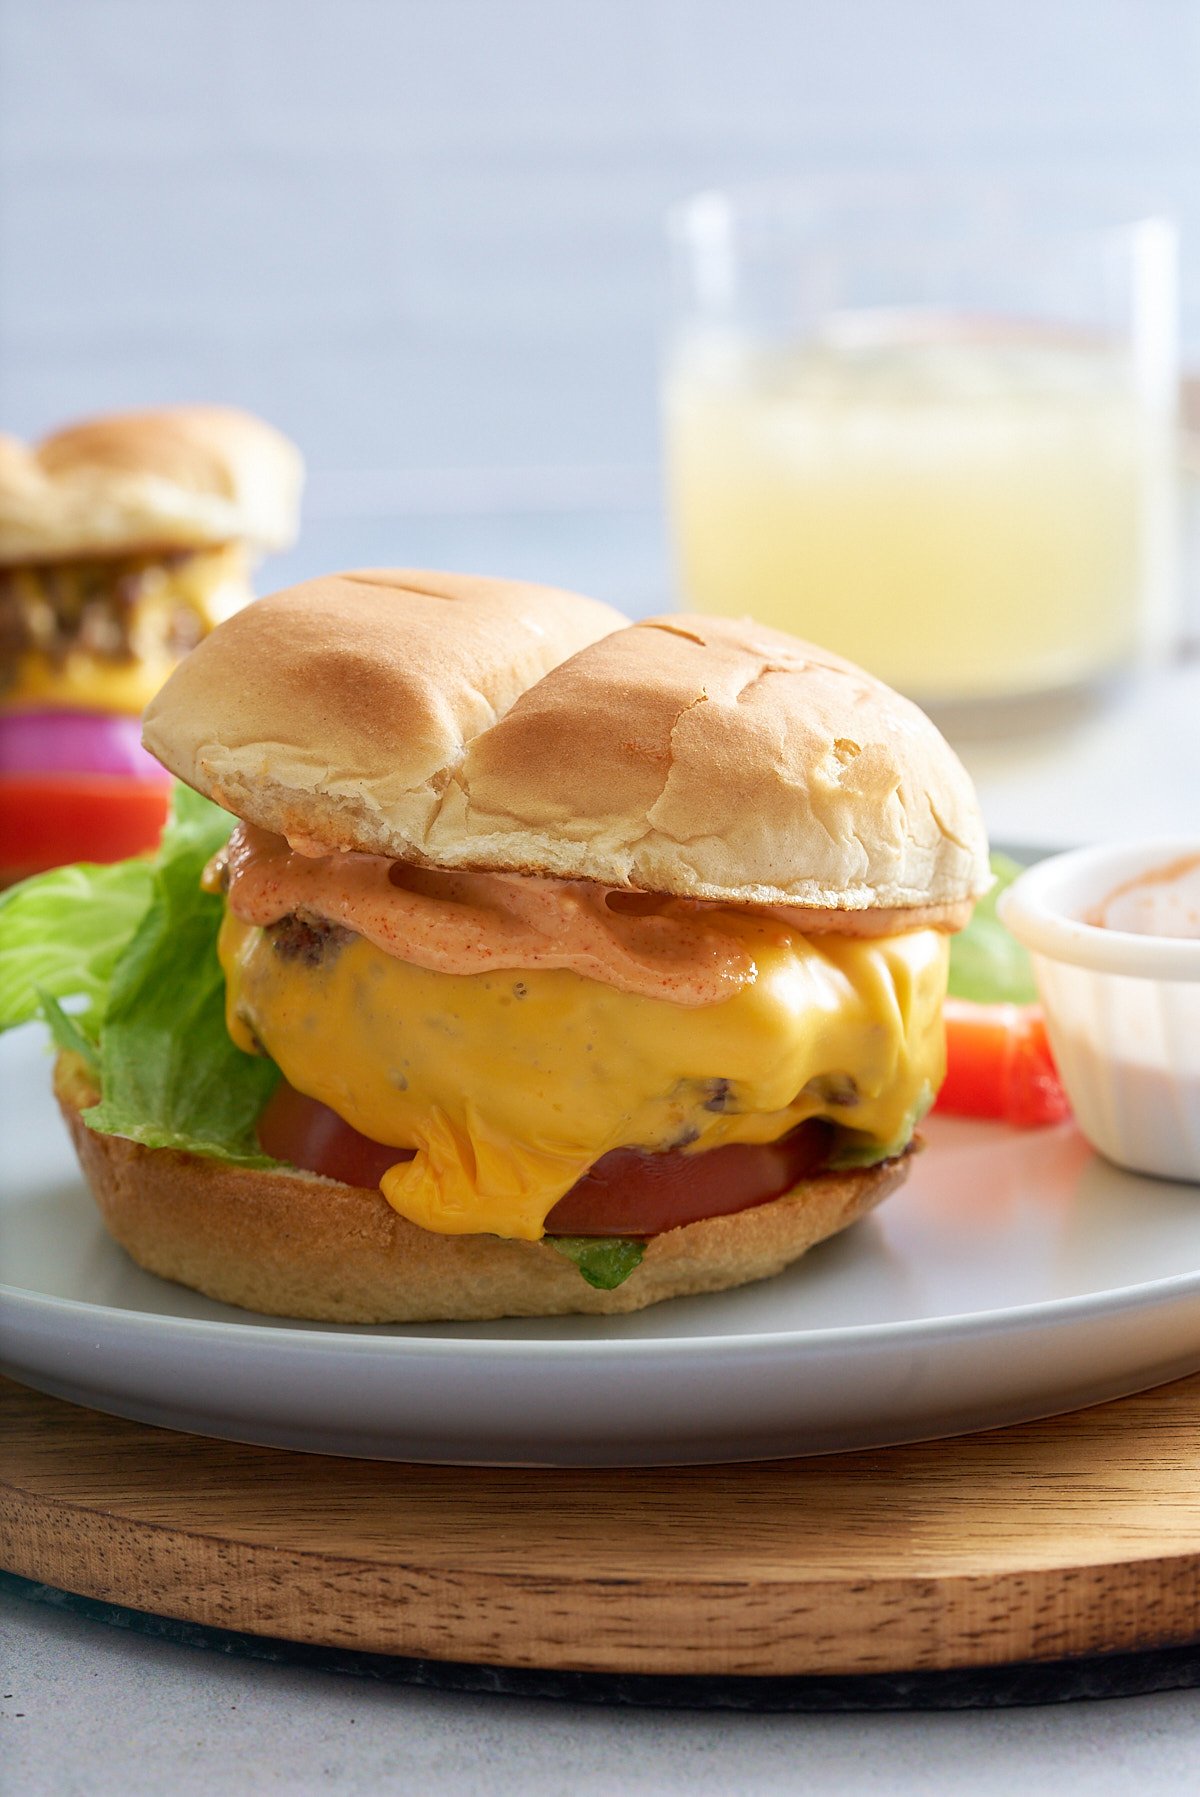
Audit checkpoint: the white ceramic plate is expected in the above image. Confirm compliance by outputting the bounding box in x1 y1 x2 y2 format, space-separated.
2 1022 1200 1466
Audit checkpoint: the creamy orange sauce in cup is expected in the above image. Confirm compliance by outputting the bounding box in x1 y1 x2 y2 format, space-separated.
1088 853 1200 939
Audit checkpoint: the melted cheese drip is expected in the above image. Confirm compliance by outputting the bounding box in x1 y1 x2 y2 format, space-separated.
219 910 947 1242
4 543 252 713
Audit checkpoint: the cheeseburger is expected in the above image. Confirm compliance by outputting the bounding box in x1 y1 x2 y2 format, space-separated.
27 569 990 1320
0 406 302 880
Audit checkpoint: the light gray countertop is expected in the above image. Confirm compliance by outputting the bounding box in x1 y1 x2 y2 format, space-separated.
953 662 1200 849
5 663 1200 1792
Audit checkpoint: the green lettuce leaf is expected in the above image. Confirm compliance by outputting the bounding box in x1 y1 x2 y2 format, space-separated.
38 989 102 1074
82 786 281 1163
827 1080 935 1170
0 784 281 1166
827 1132 909 1170
549 1236 646 1291
947 852 1038 1006
0 855 156 1041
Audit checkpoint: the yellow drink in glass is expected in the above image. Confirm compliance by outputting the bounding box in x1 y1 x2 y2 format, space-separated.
665 183 1178 708
666 332 1170 702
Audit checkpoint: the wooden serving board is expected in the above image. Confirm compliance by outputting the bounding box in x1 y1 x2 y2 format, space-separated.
2 1372 1198 1678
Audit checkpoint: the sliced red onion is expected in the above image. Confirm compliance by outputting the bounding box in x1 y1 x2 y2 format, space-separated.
0 709 170 781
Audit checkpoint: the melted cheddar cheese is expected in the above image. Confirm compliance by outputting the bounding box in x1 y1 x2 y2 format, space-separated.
219 908 947 1242
2 543 252 713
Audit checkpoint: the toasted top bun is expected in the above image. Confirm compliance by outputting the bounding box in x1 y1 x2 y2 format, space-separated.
145 573 989 914
0 406 302 564
431 614 990 911
143 570 628 855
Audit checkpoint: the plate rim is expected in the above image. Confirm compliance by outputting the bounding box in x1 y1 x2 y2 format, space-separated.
4 1253 1200 1365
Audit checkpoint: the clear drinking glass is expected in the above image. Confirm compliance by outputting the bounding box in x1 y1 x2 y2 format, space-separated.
663 178 1178 710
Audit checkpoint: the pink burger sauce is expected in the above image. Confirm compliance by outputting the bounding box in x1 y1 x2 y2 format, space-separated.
207 822 763 1006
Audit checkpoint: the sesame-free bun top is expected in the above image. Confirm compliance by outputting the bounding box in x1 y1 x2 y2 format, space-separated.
0 405 302 564
145 574 989 914
434 614 989 912
143 570 629 857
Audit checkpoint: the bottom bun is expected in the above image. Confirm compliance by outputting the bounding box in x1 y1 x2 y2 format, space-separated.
56 1055 910 1322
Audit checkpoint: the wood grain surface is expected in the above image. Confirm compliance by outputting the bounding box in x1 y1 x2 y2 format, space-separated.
2 1373 1198 1676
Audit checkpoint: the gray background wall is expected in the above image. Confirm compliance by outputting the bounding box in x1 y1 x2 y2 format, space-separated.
2 0 1198 608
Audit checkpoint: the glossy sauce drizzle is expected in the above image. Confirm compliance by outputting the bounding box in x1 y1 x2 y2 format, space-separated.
207 822 762 1006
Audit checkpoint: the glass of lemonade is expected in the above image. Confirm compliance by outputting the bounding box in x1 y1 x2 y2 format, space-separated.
663 179 1178 710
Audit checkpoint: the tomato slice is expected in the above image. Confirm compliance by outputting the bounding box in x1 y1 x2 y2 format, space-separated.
257 1078 835 1237
545 1125 833 1236
258 1078 413 1190
0 773 171 881
936 995 1070 1128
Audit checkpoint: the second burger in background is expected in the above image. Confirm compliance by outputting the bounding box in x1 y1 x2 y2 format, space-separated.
0 406 302 881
